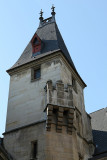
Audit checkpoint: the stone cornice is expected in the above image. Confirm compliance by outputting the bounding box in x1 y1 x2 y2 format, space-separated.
7 51 61 76
3 120 46 135
59 53 86 88
7 50 86 88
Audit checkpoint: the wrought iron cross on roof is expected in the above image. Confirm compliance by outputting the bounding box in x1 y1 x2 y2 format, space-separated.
51 5 55 12
39 9 43 17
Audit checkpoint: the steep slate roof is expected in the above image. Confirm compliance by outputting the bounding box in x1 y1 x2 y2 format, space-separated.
7 15 86 87
92 130 107 155
8 20 76 71
89 130 107 160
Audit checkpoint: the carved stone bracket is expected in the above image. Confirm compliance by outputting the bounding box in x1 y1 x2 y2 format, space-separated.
67 108 75 134
45 104 75 135
56 107 64 133
46 105 53 131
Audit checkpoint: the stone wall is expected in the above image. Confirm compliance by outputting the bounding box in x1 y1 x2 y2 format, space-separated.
5 58 61 132
60 60 93 142
4 54 94 160
4 122 46 160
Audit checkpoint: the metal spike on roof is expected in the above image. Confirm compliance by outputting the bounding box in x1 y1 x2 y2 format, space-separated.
39 9 43 18
51 5 55 13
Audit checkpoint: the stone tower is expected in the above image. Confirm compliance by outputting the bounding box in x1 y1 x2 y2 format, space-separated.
3 7 94 160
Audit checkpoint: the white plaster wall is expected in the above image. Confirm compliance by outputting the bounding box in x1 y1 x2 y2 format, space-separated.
6 58 61 132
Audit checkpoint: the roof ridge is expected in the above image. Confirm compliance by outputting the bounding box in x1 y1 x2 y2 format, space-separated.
90 107 107 114
54 23 76 70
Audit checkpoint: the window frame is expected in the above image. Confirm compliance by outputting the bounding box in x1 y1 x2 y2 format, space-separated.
72 76 77 93
31 67 41 82
30 140 38 160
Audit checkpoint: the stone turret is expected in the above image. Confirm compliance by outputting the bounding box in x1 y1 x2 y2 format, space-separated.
3 7 94 160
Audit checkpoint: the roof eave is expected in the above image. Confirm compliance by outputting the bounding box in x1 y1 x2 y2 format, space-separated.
6 49 61 74
60 50 87 88
7 49 86 88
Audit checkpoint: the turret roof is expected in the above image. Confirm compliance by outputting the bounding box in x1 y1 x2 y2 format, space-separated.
7 13 86 87
8 19 75 69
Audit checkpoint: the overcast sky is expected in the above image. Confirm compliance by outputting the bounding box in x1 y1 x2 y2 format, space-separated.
0 0 107 137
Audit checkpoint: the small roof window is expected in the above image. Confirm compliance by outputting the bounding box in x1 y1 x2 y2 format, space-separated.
31 33 41 56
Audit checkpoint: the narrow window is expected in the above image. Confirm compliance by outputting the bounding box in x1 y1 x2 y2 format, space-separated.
31 141 38 159
72 77 75 86
63 110 68 125
33 142 37 159
52 108 58 124
72 77 77 93
34 68 41 80
76 113 80 133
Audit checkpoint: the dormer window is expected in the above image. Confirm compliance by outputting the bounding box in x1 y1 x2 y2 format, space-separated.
31 34 41 56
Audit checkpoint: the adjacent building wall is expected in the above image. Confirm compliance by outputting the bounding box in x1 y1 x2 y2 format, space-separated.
4 122 46 160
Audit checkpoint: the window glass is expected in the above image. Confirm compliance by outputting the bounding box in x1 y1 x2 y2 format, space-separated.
34 68 41 79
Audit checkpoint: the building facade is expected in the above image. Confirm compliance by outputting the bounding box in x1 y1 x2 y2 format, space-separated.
2 7 96 160
89 107 107 160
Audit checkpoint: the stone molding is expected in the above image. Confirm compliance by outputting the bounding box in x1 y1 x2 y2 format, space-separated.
7 51 86 88
3 120 46 135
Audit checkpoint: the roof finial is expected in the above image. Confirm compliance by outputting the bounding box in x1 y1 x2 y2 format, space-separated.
39 9 44 27
51 5 55 12
51 5 56 15
39 9 43 20
51 5 56 22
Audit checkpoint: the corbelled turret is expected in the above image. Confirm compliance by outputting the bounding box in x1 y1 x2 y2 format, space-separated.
4 6 94 160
